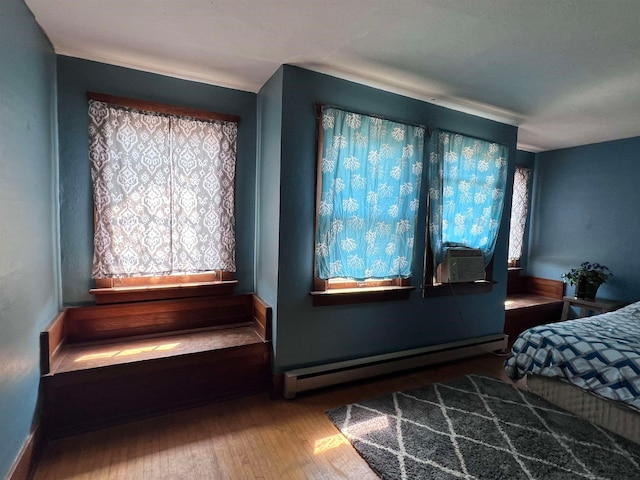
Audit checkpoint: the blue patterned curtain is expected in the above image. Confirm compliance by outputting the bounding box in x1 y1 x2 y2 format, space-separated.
428 130 508 267
315 107 425 280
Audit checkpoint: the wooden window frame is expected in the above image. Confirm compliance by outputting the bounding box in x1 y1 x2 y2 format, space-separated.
309 104 415 306
87 92 240 303
422 138 496 297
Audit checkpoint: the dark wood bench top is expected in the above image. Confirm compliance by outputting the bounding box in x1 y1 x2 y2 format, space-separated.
505 293 563 310
51 326 263 375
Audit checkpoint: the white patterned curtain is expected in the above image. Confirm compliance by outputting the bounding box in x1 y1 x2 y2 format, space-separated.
88 100 237 278
508 166 532 261
315 107 424 280
428 130 508 267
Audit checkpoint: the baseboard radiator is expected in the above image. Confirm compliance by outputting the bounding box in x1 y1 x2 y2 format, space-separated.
283 333 507 399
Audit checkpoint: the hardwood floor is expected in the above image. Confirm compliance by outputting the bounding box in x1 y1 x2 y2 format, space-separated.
33 353 518 480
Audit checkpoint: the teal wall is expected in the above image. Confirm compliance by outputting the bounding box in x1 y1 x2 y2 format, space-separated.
0 0 59 477
256 67 284 349
529 137 640 302
268 66 518 372
56 57 258 304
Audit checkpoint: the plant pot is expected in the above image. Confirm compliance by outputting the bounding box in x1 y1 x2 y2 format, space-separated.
575 278 599 300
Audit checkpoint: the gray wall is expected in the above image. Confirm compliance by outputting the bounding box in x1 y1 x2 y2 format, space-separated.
0 1 59 477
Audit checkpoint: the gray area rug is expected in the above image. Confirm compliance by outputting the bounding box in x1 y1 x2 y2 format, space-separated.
327 374 640 479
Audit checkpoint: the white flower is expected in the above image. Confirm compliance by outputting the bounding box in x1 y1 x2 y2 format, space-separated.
342 197 359 212
443 185 454 198
318 200 333 216
375 222 391 235
392 256 408 272
385 243 396 255
351 174 366 190
380 143 394 158
474 192 487 204
402 145 414 159
388 204 399 218
330 219 344 235
355 132 368 147
348 215 365 230
365 230 377 244
343 155 360 171
345 113 362 129
347 254 364 269
332 177 345 192
391 126 405 141
333 134 347 149
399 182 413 196
366 191 379 204
341 238 357 252
322 113 335 129
315 242 329 257
396 219 411 234
390 165 402 180
378 183 393 198
412 162 423 176
329 261 343 276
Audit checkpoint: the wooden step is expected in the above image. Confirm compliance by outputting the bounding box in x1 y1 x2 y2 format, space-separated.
504 276 565 345
40 293 272 439
50 326 263 375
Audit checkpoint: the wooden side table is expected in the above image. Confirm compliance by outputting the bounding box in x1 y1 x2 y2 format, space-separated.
560 296 625 321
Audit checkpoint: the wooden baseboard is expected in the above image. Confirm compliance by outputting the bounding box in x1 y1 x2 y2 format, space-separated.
6 424 41 480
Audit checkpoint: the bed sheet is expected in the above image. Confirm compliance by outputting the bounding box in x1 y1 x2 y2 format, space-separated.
505 301 640 410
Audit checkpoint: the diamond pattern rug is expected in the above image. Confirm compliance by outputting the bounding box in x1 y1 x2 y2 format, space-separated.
327 374 640 479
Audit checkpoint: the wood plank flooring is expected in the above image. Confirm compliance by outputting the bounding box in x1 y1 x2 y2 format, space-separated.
33 352 519 480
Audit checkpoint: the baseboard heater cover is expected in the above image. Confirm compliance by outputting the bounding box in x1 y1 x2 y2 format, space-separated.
283 333 507 398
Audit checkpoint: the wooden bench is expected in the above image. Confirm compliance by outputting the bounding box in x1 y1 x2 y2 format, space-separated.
40 293 272 438
504 272 564 344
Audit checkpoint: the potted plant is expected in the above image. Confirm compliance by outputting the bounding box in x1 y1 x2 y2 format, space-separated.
562 262 612 300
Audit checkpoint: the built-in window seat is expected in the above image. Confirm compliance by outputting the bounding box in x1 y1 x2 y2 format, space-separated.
504 270 565 344
40 293 272 439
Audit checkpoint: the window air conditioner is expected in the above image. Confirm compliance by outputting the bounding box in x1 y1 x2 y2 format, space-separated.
438 247 485 283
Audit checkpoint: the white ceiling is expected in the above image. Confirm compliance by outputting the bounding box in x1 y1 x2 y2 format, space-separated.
24 0 640 152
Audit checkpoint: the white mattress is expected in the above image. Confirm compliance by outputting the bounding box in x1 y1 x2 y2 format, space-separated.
527 374 640 444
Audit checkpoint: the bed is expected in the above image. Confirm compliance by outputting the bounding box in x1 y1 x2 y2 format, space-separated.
505 300 640 443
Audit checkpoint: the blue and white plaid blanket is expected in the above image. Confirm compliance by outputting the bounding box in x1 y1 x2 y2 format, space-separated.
505 301 640 411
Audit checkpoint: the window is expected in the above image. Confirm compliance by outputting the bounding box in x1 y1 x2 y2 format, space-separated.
425 130 508 293
87 93 239 286
508 166 532 267
312 106 424 303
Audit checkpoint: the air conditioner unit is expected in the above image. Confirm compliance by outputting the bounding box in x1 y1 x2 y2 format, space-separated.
438 247 485 283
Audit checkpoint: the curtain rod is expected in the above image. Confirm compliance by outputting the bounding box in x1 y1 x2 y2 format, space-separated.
88 92 241 124
432 127 509 149
314 102 428 132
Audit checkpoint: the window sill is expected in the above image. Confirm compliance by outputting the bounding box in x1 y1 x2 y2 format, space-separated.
422 280 495 297
309 285 415 307
90 280 238 304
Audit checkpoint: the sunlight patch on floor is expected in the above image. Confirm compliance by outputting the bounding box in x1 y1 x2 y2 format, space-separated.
75 342 180 362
